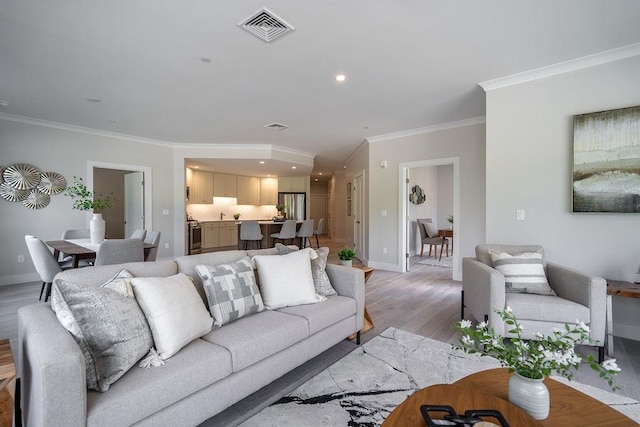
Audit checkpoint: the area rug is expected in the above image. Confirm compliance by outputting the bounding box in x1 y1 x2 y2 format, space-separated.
240 328 640 426
417 255 453 268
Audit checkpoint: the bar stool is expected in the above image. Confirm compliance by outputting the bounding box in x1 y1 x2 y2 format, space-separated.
296 219 314 248
270 220 297 246
240 221 263 249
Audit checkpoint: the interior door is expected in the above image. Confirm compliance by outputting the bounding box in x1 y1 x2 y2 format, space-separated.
353 172 365 261
124 172 145 237
405 172 411 272
310 194 327 234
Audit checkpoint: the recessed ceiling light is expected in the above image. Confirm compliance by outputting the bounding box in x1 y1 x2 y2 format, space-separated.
0 100 10 107
87 97 101 103
314 178 318 182
319 172 323 175
335 74 346 82
259 161 265 164
291 166 296 169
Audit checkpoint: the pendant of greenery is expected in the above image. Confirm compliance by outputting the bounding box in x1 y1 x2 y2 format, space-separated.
64 176 119 213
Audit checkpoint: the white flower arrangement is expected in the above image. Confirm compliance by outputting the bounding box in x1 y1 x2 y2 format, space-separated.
454 307 620 390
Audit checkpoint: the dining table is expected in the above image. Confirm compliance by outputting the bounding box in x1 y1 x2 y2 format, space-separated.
46 238 157 268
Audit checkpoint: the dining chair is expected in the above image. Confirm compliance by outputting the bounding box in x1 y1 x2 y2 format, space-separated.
296 219 314 248
94 239 144 266
130 229 147 240
313 218 324 248
240 221 263 250
270 220 297 246
24 235 65 302
60 228 93 266
143 231 161 261
417 218 448 259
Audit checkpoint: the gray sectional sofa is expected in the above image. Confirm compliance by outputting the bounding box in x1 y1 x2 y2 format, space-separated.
17 247 365 426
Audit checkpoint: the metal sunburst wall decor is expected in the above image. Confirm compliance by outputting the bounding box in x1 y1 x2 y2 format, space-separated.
0 163 67 209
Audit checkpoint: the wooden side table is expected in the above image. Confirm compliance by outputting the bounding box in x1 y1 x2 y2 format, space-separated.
0 339 17 427
348 266 375 341
605 280 640 356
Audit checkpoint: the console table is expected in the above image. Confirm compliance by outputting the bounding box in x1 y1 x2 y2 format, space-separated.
605 280 640 356
348 266 374 341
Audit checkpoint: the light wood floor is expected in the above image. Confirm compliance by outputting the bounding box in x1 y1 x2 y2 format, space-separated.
2 235 638 426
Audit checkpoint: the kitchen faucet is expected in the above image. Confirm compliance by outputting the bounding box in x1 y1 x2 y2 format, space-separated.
220 212 226 220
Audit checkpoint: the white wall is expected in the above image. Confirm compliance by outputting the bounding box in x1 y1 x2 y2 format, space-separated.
362 122 486 273
437 164 454 228
0 119 175 285
485 55 640 340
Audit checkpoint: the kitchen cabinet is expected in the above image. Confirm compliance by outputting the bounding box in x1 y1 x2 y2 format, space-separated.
213 173 237 197
190 170 214 204
237 176 261 205
218 222 238 247
278 176 308 192
260 177 278 205
202 222 219 249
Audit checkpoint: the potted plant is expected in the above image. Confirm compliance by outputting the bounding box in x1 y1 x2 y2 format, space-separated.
447 215 454 230
275 203 286 219
337 247 357 267
65 176 119 244
233 213 241 220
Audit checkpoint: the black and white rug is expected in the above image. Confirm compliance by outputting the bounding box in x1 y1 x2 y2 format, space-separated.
241 328 640 426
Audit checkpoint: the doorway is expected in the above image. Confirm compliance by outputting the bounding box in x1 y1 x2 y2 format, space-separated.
353 171 365 260
399 157 460 280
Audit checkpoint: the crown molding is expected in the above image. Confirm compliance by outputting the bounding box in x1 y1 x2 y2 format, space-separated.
366 116 486 143
479 42 640 92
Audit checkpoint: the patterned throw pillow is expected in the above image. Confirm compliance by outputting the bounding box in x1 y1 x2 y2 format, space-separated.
196 257 264 327
275 243 337 296
489 251 556 296
51 277 153 392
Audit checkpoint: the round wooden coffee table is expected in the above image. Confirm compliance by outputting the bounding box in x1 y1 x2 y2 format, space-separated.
383 368 637 427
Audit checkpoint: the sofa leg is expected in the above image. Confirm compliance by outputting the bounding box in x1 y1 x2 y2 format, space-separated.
598 346 605 364
356 331 361 345
460 290 464 320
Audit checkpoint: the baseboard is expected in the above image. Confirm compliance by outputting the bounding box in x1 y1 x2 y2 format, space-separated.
613 322 640 342
367 260 402 272
0 273 39 287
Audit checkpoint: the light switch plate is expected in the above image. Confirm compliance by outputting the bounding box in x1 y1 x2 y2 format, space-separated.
516 210 525 221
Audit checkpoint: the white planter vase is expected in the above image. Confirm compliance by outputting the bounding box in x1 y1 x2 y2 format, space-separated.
90 213 106 244
508 372 550 420
340 259 353 267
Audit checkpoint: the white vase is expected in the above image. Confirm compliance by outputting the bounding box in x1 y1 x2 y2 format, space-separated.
508 372 550 420
90 213 106 244
340 259 353 267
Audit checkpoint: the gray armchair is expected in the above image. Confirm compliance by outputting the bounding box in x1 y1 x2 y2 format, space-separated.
462 244 606 362
417 218 448 259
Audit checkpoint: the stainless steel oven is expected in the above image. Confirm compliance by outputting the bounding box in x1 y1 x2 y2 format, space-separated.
187 221 202 254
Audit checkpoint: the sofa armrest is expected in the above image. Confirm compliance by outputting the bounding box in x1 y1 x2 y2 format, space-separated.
546 262 606 343
325 264 365 331
462 257 507 335
18 304 87 427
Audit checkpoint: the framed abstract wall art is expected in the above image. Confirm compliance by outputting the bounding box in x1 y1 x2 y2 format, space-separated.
572 105 640 213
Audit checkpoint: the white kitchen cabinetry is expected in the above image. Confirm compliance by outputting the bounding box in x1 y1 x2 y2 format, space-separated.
202 222 219 249
278 176 308 192
213 173 237 197
260 177 278 205
190 170 214 204
237 176 261 205
218 222 238 247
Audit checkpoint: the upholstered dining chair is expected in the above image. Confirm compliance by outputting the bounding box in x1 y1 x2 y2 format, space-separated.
143 231 161 261
24 235 65 302
296 219 314 248
130 229 147 240
240 221 263 250
313 218 324 248
417 218 448 259
270 220 297 246
462 244 607 363
60 228 93 266
94 239 144 266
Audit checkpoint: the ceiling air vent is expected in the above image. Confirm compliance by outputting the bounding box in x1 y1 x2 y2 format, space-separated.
238 7 295 43
264 122 289 131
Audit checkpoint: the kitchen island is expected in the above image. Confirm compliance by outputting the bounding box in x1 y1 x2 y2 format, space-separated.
236 220 303 248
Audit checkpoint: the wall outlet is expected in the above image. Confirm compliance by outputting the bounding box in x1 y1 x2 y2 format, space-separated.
381 210 387 216
383 247 387 254
162 209 170 215
516 209 525 221
164 243 169 249
17 255 24 263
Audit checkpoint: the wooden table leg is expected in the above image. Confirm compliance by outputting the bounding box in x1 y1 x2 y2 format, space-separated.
606 294 614 356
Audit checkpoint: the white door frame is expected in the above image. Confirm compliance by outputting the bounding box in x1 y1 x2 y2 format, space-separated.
87 161 153 231
399 157 460 280
353 170 365 261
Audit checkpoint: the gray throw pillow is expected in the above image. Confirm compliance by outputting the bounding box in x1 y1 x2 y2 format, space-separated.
196 257 264 327
275 243 337 296
489 250 556 296
51 277 153 392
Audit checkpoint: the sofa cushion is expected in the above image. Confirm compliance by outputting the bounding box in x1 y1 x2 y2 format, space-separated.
277 295 355 335
86 339 232 426
254 248 324 309
202 310 308 372
506 293 590 324
51 278 153 392
489 250 556 296
130 273 213 360
195 257 264 328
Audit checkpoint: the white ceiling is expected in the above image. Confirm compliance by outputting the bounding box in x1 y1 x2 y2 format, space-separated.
2 1 640 180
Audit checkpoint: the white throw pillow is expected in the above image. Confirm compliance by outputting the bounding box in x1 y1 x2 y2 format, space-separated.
130 273 213 360
489 251 556 296
254 248 324 309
